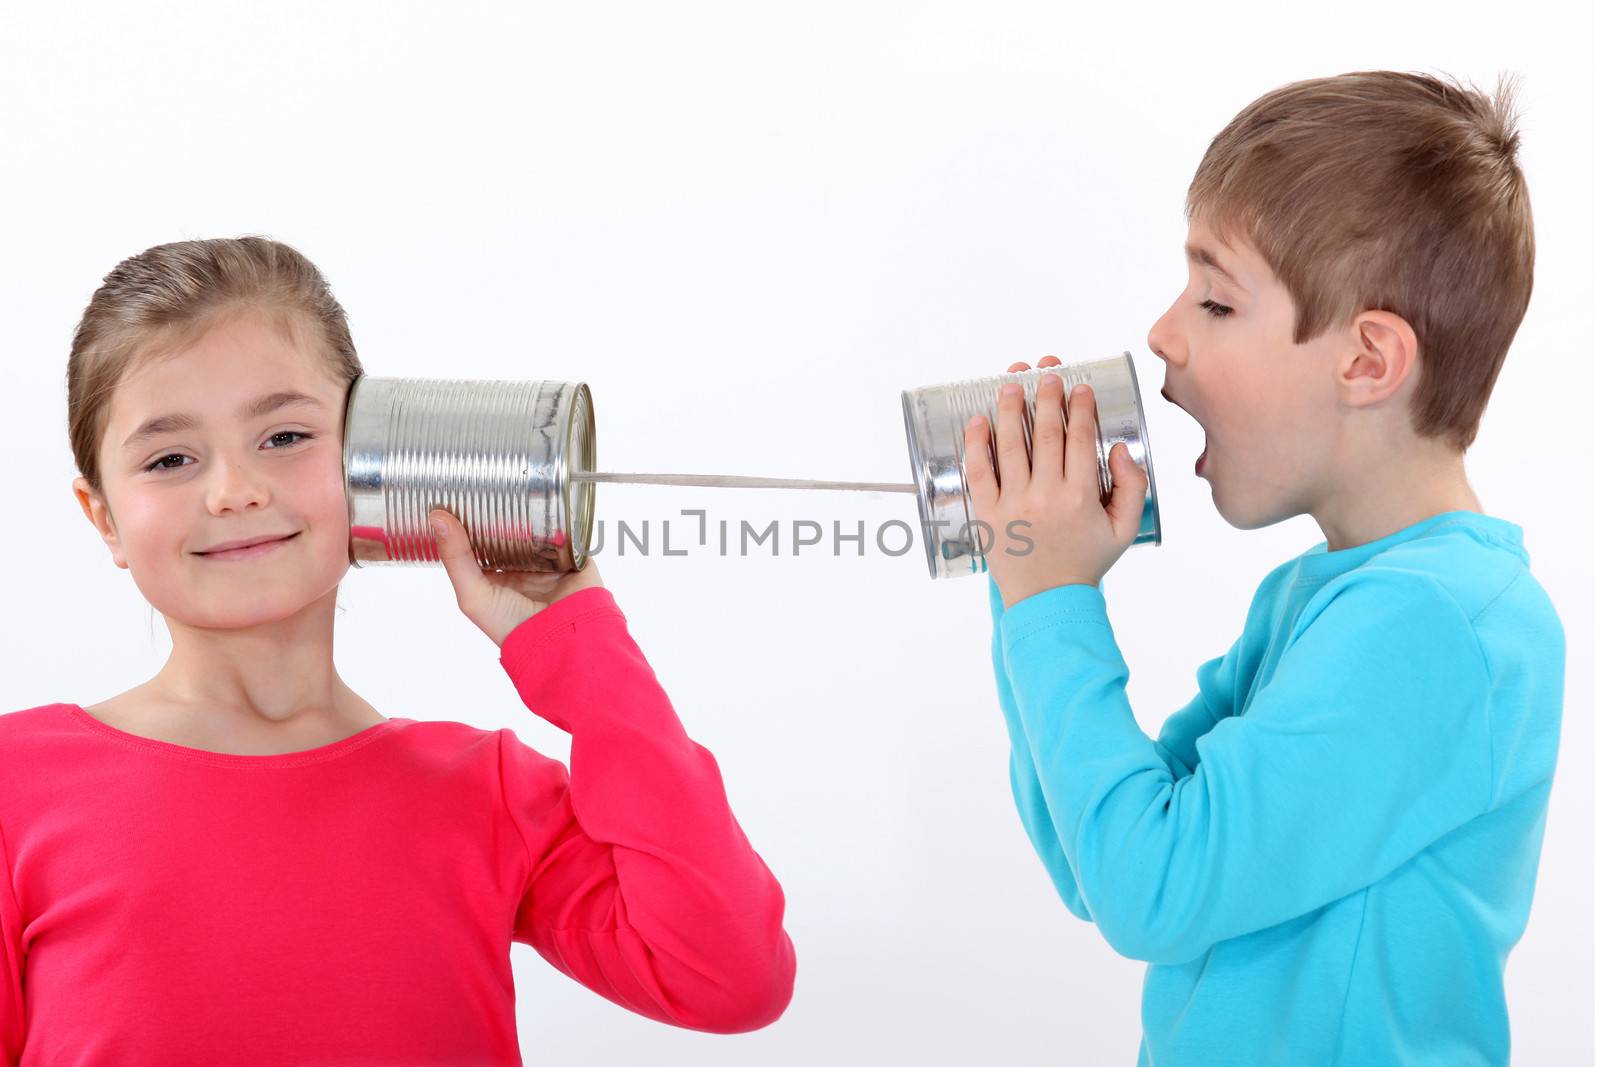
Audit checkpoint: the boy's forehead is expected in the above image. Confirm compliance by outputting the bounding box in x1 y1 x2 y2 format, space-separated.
1184 221 1260 291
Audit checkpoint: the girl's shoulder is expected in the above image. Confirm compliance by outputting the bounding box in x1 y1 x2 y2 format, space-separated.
0 702 78 741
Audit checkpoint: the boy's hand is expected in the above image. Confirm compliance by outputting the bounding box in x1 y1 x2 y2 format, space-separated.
428 508 606 648
964 357 1149 609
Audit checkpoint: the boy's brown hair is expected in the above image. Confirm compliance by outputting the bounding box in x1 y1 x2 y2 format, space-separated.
1186 70 1534 452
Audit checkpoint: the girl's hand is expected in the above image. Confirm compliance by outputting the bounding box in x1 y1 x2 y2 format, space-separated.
428 508 606 648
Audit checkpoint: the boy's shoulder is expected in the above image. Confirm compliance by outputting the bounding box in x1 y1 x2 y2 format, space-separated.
1285 512 1562 647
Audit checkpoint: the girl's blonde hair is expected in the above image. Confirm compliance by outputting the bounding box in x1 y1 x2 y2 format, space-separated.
67 236 363 499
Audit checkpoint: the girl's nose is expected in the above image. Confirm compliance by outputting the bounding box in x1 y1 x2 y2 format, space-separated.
205 461 273 514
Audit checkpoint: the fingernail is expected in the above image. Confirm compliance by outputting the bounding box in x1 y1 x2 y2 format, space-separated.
1003 383 1022 397
1072 384 1089 398
967 415 985 429
430 516 447 538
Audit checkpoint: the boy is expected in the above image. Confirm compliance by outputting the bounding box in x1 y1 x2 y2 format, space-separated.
964 71 1564 1066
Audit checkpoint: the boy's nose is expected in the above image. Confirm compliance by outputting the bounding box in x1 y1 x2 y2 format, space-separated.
1147 315 1185 369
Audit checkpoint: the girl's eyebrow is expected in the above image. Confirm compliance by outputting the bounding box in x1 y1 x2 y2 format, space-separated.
1185 244 1246 291
121 390 325 451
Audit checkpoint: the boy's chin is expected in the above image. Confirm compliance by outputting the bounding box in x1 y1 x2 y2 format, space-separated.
1213 490 1295 532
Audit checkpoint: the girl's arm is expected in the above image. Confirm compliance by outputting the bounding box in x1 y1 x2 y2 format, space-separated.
0 820 22 1064
494 586 795 1034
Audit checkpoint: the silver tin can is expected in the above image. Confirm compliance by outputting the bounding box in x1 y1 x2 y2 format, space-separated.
342 376 597 572
900 352 1161 580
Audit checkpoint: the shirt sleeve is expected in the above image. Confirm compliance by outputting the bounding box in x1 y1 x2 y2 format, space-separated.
0 820 22 1065
990 575 1244 923
998 570 1493 966
494 585 796 1034
987 575 1092 921
1149 652 1234 780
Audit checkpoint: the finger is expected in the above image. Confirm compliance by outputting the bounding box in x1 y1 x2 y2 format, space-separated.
1039 355 1062 368
992 381 1031 492
1007 361 1030 373
428 509 488 600
1030 371 1067 484
962 413 999 511
1064 384 1100 496
1105 442 1150 542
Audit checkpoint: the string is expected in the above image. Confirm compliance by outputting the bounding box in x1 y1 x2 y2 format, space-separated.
570 471 918 494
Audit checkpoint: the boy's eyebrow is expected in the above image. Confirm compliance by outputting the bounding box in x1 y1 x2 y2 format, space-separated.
1185 244 1246 290
121 390 326 451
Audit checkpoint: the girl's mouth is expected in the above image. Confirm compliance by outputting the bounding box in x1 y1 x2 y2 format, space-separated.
197 532 300 561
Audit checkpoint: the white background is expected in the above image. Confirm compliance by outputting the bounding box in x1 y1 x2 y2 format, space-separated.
2 2 1594 1064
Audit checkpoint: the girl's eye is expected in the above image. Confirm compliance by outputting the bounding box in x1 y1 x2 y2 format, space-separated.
142 431 316 474
1200 299 1234 319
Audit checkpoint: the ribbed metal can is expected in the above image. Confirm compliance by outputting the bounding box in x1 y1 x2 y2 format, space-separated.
341 376 597 573
900 352 1161 580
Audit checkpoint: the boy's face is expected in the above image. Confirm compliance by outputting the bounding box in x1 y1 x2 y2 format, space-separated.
72 309 353 631
1146 218 1347 530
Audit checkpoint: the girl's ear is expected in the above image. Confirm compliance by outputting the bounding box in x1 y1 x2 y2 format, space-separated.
72 476 127 569
72 476 97 523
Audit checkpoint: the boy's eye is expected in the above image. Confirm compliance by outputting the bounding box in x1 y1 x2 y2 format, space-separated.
142 430 316 474
1199 299 1233 319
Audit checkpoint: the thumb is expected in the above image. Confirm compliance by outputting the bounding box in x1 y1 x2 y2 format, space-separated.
1105 443 1148 543
429 509 487 599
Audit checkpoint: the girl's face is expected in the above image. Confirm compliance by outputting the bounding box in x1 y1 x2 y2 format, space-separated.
73 310 353 631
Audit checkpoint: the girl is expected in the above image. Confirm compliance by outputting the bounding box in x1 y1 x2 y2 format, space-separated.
0 237 795 1064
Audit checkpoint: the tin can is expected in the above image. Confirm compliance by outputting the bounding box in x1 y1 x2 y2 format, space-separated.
342 375 597 573
900 352 1161 580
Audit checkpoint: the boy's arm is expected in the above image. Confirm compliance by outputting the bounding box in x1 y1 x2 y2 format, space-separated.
1148 646 1236 780
999 571 1493 966
495 587 796 1034
988 575 1092 920
989 576 1241 919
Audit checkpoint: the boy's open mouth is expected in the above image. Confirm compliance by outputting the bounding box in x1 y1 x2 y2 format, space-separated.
1162 387 1209 476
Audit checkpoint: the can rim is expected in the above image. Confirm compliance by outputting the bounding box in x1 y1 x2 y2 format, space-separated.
342 373 364 569
566 382 597 570
1120 351 1162 546
900 389 941 580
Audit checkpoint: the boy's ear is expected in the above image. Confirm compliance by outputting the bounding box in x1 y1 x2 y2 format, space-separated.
1338 309 1420 409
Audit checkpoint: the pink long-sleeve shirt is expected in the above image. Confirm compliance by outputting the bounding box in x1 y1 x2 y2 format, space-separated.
0 586 795 1065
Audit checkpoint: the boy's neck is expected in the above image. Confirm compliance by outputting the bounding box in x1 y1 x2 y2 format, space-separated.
1311 443 1482 554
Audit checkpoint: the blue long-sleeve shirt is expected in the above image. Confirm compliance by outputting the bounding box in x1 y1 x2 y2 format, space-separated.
988 510 1565 1066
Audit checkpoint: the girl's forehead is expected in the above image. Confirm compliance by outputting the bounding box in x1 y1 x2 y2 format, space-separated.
120 313 327 398
154 307 313 363
106 338 338 450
